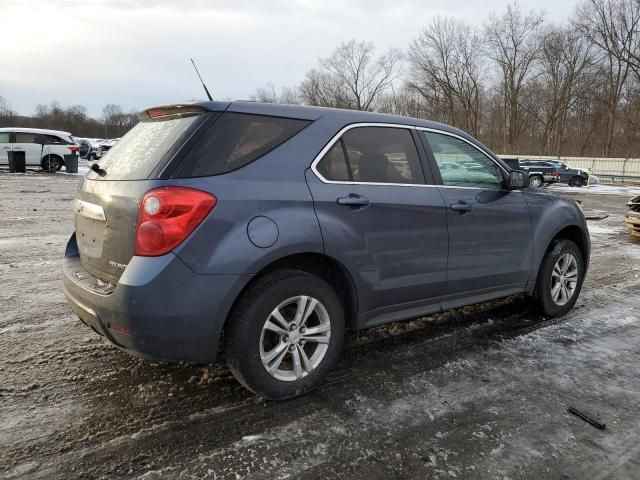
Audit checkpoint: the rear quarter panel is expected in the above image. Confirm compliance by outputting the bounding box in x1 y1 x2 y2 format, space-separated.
171 119 339 275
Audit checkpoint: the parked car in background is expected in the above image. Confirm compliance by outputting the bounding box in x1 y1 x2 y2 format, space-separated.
0 128 79 171
542 160 589 187
625 195 640 237
519 160 560 187
63 102 590 400
77 139 93 159
95 138 120 159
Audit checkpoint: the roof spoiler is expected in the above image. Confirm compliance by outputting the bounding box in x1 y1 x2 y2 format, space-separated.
139 104 209 121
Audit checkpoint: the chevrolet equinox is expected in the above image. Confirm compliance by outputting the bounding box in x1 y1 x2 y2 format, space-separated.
63 102 590 400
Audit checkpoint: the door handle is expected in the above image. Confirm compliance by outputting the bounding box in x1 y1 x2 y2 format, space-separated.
450 202 473 212
337 194 369 208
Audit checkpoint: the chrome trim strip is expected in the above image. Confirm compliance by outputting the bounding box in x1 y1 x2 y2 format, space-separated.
74 199 106 221
309 122 509 188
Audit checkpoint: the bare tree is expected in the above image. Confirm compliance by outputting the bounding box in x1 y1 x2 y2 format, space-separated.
408 17 485 135
535 25 595 155
300 39 401 111
574 0 637 155
0 96 15 119
485 3 545 152
252 83 301 104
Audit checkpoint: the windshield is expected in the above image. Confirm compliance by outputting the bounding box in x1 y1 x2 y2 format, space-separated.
86 113 202 180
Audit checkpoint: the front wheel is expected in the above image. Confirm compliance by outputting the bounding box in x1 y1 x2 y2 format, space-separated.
224 270 345 400
534 239 585 317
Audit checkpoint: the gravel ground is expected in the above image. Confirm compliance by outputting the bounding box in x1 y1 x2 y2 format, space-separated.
1 173 639 480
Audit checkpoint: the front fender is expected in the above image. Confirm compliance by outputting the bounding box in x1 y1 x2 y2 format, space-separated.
523 189 589 291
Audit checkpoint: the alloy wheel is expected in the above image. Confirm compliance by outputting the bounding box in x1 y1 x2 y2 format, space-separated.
259 295 331 382
551 253 579 306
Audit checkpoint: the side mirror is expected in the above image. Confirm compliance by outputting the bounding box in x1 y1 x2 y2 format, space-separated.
506 170 529 190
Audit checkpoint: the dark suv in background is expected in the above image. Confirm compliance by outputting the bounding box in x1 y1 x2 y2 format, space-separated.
63 102 590 399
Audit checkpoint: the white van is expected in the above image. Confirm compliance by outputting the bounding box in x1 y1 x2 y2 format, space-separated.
0 127 79 170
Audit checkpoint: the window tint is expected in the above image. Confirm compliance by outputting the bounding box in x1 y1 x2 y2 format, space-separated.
15 133 38 143
336 127 424 184
172 113 310 178
0 133 9 143
42 134 65 145
423 132 503 189
316 140 350 181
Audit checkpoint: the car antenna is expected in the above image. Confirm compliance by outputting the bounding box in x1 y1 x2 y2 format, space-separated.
190 58 213 101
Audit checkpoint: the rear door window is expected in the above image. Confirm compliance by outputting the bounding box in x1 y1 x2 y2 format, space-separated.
87 113 202 180
315 140 351 181
15 133 38 143
171 113 310 178
316 126 425 185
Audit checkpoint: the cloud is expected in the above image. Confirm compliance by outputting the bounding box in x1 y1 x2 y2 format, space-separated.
0 0 577 116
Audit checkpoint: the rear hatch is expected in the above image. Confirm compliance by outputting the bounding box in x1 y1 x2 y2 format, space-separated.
75 105 213 283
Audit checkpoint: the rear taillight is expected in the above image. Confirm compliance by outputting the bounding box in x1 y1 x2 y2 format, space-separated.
552 169 559 177
68 146 79 152
134 187 216 257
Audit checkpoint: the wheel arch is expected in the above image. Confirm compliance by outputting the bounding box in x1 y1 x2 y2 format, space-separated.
222 252 359 339
528 223 590 293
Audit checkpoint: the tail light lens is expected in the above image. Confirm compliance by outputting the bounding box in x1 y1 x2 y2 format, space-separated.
68 146 80 152
135 187 216 256
552 169 559 177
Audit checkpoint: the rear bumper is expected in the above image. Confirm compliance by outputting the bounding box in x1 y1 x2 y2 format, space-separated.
62 234 251 363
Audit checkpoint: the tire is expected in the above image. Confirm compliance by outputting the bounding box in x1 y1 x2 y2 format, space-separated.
534 239 585 317
530 175 543 188
41 155 61 172
224 269 345 400
570 176 585 187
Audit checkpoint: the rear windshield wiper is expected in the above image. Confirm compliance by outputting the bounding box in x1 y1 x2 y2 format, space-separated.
91 163 107 177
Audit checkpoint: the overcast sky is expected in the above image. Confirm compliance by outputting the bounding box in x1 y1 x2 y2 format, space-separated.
1 0 579 117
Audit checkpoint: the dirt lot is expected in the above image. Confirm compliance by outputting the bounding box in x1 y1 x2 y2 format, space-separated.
1 173 639 480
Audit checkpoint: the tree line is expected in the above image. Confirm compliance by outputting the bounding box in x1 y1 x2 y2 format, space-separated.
253 0 640 158
2 0 639 157
0 98 138 139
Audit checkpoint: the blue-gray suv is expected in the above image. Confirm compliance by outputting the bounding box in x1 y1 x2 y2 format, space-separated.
63 101 590 399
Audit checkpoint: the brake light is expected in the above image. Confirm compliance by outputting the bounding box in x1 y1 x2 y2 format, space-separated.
552 169 559 177
68 146 79 152
134 187 216 256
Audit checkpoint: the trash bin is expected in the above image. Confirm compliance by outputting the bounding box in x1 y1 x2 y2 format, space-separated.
8 151 26 173
64 153 78 173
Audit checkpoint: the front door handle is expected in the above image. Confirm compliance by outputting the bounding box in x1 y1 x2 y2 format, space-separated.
450 202 473 212
337 194 369 208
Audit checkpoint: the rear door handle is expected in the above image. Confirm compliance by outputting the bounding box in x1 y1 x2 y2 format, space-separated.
450 202 473 212
337 194 369 208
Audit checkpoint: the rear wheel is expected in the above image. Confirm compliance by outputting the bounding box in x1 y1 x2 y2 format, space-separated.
530 175 543 188
224 270 345 400
41 155 62 172
570 176 585 187
534 239 585 317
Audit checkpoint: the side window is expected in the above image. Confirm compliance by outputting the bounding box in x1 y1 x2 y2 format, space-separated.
172 113 310 178
15 133 38 144
341 127 424 184
43 135 64 145
316 140 350 181
0 133 9 143
423 132 504 189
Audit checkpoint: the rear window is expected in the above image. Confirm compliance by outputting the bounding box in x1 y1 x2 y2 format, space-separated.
87 113 201 180
170 113 310 178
